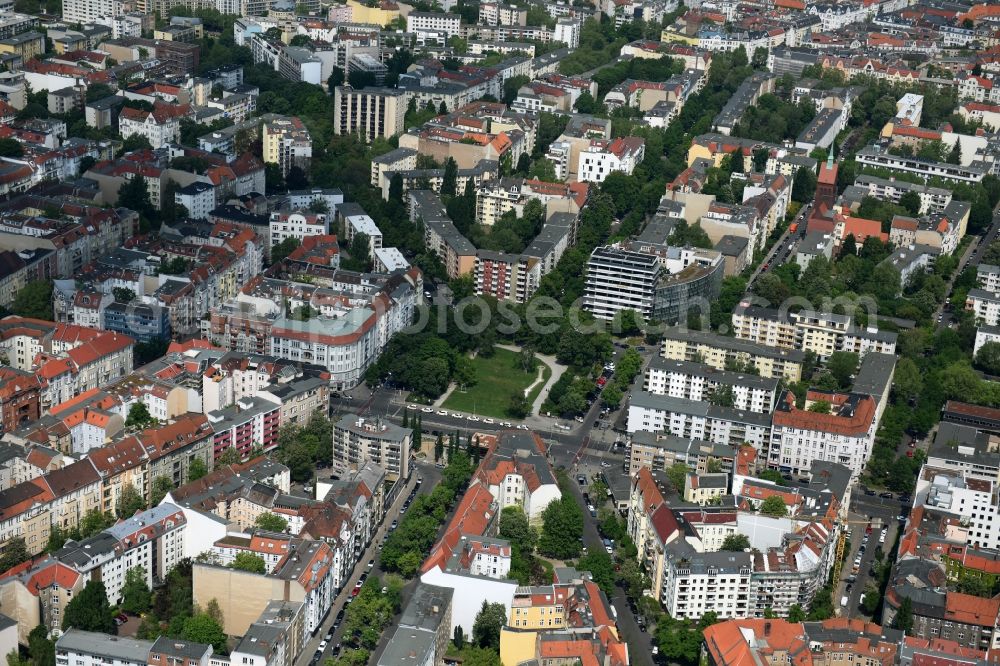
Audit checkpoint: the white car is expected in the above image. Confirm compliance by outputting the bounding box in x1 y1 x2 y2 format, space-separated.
421 407 434 413
406 404 417 410
318 641 328 651
483 418 495 424
437 410 447 416
501 422 512 427
605 545 613 554
468 415 481 421
517 424 529 430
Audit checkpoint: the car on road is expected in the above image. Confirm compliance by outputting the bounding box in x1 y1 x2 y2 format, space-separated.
483 418 495 424
319 641 328 651
879 492 894 499
468 415 480 421
351 586 361 597
864 489 875 496
437 410 447 416
517 424 529 430
368 559 375 568
500 421 512 427
335 610 345 623
600 461 611 468
406 404 417 410
417 477 423 484
605 545 613 554
421 407 433 413
391 519 398 529
324 632 332 642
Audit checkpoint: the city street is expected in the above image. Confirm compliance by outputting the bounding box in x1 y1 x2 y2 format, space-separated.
746 203 812 288
838 492 908 620
565 472 654 666
293 462 441 666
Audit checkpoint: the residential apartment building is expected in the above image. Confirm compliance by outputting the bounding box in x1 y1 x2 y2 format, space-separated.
768 390 878 478
577 137 645 183
626 391 772 450
118 103 186 149
643 357 778 413
332 416 410 481
269 210 329 247
262 116 312 177
660 327 806 382
333 86 406 143
731 304 897 360
193 538 335 637
54 503 186 603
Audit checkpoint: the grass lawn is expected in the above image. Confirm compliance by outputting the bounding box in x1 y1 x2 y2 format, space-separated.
443 347 546 418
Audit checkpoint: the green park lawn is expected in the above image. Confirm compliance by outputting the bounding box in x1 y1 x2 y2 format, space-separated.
442 347 550 418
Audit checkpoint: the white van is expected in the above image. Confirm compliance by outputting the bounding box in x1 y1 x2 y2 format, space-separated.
840 595 849 607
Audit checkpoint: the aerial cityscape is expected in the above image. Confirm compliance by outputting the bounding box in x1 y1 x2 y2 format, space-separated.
0 0 995 665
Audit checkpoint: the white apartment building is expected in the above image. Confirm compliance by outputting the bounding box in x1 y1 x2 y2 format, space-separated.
577 136 645 183
175 181 215 220
978 264 1000 292
63 0 123 26
626 390 772 450
644 357 778 413
342 213 383 254
332 416 410 481
406 12 460 38
968 289 1000 327
553 17 580 48
55 504 186 604
661 548 752 619
975 325 1000 356
56 631 153 666
768 392 878 478
916 467 1000 551
269 210 330 247
118 105 182 149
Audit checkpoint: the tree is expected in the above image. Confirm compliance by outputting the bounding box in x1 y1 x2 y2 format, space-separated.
826 351 859 389
792 166 817 203
45 525 67 554
976 342 1000 376
441 157 458 197
327 66 345 90
574 91 597 113
27 625 54 666
125 402 155 428
808 400 831 414
188 458 208 482
453 626 465 649
434 433 444 462
0 138 23 158
787 604 806 622
62 581 115 633
666 463 689 492
947 141 962 165
759 495 788 518
601 384 623 409
11 280 53 320
498 506 536 553
287 165 309 190
515 153 531 175
120 566 152 615
116 484 146 518
182 613 226 652
898 191 921 215
472 601 506 649
893 596 913 634
231 552 267 574
720 534 751 551
538 496 583 559
389 173 404 201
255 512 289 533
150 477 174 507
78 509 114 538
438 101 448 114
507 392 530 418
893 357 923 402
270 237 300 265
123 134 153 152
0 537 29 572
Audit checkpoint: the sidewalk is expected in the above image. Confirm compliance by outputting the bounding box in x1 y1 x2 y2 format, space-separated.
496 344 565 416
